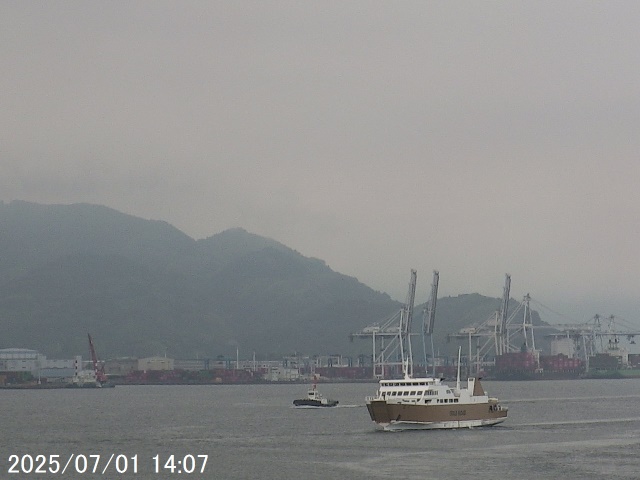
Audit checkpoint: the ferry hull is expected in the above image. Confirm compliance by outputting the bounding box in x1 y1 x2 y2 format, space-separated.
366 400 507 431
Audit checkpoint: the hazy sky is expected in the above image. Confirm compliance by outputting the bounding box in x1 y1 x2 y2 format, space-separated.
2 2 639 325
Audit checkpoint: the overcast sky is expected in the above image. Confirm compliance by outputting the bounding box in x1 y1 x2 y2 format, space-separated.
2 1 639 325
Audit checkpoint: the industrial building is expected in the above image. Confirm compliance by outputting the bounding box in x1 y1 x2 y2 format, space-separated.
0 348 81 384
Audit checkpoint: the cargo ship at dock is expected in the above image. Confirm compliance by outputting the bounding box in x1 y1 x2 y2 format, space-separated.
491 352 585 380
490 351 640 380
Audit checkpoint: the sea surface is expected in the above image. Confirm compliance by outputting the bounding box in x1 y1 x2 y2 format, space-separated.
2 379 640 479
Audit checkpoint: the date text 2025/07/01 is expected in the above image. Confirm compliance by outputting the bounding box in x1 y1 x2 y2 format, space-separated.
7 453 209 475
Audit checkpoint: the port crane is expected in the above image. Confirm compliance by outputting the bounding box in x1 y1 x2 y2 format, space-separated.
447 275 537 375
350 270 439 379
450 280 640 375
88 333 108 386
536 313 640 372
350 270 418 378
421 270 439 377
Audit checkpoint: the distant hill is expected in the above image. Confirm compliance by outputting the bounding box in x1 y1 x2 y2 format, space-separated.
0 201 543 360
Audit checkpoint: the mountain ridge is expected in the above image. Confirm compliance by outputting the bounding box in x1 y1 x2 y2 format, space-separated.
0 200 539 359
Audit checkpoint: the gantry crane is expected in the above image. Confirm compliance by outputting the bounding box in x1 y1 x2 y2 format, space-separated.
538 314 640 372
421 270 439 376
350 270 420 378
447 275 537 375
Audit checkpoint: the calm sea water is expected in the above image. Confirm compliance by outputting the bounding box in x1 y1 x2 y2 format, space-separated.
2 380 640 479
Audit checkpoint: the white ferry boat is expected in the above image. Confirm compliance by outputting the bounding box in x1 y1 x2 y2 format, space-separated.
365 371 507 430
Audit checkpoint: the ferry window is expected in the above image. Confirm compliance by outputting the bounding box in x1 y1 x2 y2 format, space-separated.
403 391 409 396
410 391 416 396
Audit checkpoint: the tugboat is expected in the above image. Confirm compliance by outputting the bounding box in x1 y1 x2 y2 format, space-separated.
293 379 338 408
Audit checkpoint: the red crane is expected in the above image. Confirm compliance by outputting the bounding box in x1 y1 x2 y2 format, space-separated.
88 334 108 385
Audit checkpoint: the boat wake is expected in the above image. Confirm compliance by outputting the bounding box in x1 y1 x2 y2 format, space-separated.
519 416 640 428
504 394 640 403
291 403 360 409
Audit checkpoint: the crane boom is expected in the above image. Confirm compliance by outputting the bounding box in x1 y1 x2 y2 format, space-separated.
423 270 439 335
88 334 108 384
498 274 511 355
421 270 440 377
399 270 417 377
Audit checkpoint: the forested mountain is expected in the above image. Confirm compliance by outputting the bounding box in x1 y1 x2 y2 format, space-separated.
0 201 541 360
